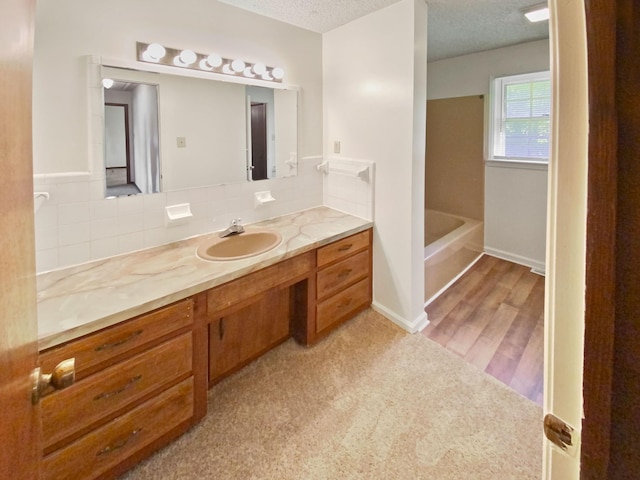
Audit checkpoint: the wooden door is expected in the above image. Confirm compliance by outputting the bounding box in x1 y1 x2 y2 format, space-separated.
250 102 268 180
0 0 40 479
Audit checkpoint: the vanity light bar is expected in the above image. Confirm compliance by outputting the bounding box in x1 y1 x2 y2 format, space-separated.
136 42 285 83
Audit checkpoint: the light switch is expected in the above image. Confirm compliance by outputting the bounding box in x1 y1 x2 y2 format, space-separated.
333 140 341 154
177 137 187 148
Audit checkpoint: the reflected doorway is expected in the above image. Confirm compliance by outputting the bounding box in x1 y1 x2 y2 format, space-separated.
250 102 268 181
104 103 140 196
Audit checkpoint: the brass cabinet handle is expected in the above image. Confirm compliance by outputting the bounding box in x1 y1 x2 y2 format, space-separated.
337 268 353 278
97 428 143 456
31 358 76 405
95 330 143 351
218 318 225 340
94 374 142 401
337 244 353 252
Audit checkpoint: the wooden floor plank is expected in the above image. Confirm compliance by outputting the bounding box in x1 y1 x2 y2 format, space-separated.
423 255 544 405
463 302 519 370
446 284 510 357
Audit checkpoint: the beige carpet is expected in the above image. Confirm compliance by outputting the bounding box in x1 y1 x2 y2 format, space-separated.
122 309 543 479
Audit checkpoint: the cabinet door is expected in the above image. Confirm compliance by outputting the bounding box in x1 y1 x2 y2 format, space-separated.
209 288 290 384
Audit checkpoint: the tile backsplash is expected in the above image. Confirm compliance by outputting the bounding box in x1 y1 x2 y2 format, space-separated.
33 157 323 273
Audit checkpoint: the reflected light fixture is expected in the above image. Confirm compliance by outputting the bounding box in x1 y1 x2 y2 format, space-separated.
101 78 114 89
142 43 166 62
523 3 549 22
136 42 285 83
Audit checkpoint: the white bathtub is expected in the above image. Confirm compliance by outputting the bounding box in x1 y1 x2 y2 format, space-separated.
424 210 484 305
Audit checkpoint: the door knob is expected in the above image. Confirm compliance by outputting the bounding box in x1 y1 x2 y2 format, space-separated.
31 358 75 405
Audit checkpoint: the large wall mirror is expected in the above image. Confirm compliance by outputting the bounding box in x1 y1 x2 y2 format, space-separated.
100 65 298 197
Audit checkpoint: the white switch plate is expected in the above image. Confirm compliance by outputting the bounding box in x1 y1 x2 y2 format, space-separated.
177 137 186 148
333 140 340 154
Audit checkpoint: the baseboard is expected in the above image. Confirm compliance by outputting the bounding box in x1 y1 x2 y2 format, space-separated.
483 247 546 275
371 302 430 334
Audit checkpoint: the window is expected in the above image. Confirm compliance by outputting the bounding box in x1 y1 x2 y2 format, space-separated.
489 71 551 162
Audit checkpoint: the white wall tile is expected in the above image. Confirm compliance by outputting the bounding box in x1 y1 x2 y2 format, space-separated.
58 222 91 246
91 218 118 240
91 237 119 260
118 232 144 253
118 214 144 235
90 199 119 220
58 202 91 225
59 242 91 266
36 248 59 273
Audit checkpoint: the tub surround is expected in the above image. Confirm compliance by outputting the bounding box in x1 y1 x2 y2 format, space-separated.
37 206 372 350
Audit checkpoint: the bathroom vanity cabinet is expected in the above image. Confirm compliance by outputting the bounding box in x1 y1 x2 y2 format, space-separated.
37 221 372 479
38 296 208 480
207 252 313 385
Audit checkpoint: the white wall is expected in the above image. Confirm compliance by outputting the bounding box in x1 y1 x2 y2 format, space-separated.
323 0 428 331
427 39 550 271
32 0 323 272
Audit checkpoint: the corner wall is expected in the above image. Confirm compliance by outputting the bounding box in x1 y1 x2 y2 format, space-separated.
323 0 428 331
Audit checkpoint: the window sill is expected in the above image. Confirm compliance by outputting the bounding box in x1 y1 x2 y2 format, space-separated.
485 159 548 171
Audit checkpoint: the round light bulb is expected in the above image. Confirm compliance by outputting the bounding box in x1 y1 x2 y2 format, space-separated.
243 67 255 78
179 49 197 65
146 43 166 61
272 67 285 80
252 63 266 75
222 64 235 75
231 59 246 73
101 78 114 89
206 54 222 68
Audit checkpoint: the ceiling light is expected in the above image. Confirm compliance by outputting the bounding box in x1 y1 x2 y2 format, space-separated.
102 78 114 89
136 42 285 83
523 3 549 22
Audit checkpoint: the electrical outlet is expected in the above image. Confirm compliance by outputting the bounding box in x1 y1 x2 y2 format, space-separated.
177 137 187 148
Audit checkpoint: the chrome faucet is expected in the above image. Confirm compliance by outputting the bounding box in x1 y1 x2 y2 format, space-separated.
219 218 245 238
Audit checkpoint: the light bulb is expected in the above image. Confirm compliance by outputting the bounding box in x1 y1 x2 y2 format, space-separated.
222 64 235 75
145 43 166 62
271 67 285 80
261 72 273 81
102 78 114 89
179 49 197 65
243 67 255 78
231 59 246 73
206 54 222 68
252 63 266 75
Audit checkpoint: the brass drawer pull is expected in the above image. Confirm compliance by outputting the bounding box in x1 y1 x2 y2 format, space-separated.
95 330 143 351
219 318 225 340
338 244 353 252
338 298 353 309
337 268 353 278
94 374 142 401
96 428 143 456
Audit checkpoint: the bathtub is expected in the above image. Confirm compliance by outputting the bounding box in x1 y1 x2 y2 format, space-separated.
424 210 484 306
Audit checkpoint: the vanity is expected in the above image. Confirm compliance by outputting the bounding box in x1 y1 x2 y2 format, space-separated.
36 207 373 479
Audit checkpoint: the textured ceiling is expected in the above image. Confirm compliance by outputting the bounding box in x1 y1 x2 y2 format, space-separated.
218 0 549 62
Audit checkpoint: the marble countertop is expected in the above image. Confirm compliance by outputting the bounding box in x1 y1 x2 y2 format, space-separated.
37 207 373 351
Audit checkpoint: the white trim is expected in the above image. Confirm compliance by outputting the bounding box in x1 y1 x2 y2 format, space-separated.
484 247 546 275
424 253 484 307
371 302 429 333
485 159 549 171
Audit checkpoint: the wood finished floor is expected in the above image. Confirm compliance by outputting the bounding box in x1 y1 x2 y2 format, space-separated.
423 254 544 405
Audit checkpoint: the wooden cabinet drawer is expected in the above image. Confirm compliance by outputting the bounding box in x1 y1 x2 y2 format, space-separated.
316 250 370 300
317 230 370 268
42 377 194 480
40 298 193 379
42 333 192 451
207 252 312 313
316 278 371 334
